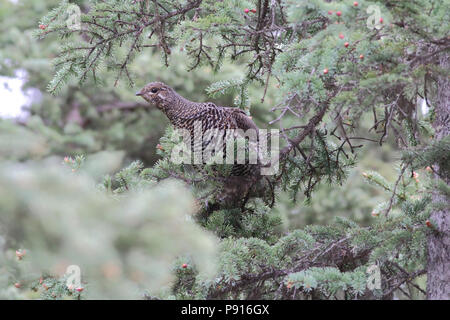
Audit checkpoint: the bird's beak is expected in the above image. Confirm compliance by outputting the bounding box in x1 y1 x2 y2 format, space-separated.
136 91 143 96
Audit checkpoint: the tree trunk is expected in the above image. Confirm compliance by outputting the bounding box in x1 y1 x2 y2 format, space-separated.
426 52 450 300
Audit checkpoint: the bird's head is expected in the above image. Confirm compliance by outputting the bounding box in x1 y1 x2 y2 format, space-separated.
135 82 173 109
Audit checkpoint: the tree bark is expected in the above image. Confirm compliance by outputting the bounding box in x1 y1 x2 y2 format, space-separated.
426 52 450 300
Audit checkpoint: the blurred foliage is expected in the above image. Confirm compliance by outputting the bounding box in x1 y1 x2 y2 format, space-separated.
0 0 275 166
0 153 217 299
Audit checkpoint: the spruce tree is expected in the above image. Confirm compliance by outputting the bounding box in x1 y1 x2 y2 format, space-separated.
0 0 448 299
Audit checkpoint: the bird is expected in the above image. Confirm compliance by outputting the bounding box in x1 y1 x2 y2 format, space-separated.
136 81 260 176
136 81 272 209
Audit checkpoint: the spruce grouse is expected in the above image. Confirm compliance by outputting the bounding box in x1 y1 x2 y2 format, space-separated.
136 81 260 176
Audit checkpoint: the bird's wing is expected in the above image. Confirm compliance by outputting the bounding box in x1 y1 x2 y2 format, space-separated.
189 103 258 132
227 107 259 132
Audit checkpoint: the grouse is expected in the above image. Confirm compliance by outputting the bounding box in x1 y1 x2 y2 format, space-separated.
136 82 260 176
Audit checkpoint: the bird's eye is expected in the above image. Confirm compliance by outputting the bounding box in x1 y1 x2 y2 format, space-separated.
151 88 158 93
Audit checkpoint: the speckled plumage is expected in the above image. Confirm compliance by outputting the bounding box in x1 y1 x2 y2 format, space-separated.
136 82 260 176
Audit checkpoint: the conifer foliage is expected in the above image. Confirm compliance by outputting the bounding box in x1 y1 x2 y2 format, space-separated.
1 0 448 299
